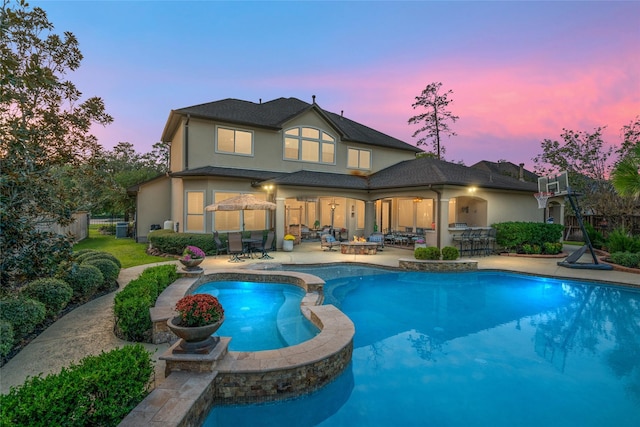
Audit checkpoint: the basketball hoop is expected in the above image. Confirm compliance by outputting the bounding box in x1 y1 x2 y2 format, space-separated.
534 192 553 209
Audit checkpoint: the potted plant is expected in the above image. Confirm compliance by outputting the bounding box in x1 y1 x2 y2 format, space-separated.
282 234 295 251
167 294 225 353
179 245 205 270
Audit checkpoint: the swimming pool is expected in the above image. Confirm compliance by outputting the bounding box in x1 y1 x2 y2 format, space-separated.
194 281 320 351
205 266 640 426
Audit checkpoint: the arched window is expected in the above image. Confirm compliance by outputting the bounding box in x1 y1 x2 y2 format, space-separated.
284 127 335 164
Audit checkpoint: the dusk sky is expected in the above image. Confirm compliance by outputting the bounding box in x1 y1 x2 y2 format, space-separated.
33 0 639 170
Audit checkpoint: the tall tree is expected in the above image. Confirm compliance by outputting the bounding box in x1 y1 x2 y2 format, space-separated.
0 0 113 288
408 82 459 160
611 117 640 199
532 126 636 229
94 142 169 219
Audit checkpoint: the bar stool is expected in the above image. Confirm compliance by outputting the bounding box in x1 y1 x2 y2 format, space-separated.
453 228 472 256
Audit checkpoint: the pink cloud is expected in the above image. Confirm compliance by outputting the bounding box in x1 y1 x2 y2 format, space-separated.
270 47 638 168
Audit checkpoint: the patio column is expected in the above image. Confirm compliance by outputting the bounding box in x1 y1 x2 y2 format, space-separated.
364 201 375 236
439 198 451 248
275 197 286 248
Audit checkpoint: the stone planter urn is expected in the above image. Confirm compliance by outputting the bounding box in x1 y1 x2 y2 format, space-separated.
178 257 203 271
282 239 294 252
167 316 224 354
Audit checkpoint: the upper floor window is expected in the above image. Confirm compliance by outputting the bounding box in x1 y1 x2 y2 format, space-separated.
284 127 335 164
347 147 371 170
217 127 253 155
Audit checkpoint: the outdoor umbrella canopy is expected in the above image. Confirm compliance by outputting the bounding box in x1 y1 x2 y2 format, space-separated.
205 194 276 211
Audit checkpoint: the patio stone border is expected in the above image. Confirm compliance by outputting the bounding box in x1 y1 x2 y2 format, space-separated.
398 257 478 271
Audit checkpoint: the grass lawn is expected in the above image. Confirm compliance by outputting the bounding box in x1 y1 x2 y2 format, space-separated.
73 226 169 269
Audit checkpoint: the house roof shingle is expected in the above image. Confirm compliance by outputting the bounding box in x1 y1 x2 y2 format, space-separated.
470 160 538 183
165 97 422 153
368 157 538 192
170 158 538 193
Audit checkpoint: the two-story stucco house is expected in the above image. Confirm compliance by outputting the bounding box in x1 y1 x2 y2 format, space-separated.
129 96 544 249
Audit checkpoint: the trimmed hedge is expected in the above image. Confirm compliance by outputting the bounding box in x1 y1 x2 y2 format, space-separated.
0 321 14 357
83 258 120 289
415 246 440 260
147 229 217 255
81 252 122 268
493 222 563 253
0 296 46 339
441 246 459 260
114 264 178 342
65 264 104 302
0 344 153 427
22 278 73 317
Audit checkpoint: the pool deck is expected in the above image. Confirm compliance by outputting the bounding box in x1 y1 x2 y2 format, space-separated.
2 242 637 396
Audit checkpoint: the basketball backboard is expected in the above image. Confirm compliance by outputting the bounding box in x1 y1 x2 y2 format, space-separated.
537 171 569 196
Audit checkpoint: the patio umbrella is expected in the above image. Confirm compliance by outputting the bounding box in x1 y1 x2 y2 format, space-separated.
206 194 276 231
205 194 276 212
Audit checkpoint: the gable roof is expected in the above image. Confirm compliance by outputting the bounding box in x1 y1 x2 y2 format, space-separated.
367 157 537 192
162 97 422 153
177 157 538 193
470 160 538 183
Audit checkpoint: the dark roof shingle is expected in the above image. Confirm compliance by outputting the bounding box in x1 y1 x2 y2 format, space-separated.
171 97 421 153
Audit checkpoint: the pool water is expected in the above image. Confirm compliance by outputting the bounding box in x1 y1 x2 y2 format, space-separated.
205 268 640 426
194 281 319 351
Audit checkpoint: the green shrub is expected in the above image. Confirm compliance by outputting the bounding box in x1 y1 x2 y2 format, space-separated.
83 258 120 288
22 278 73 317
0 296 46 338
494 222 563 252
0 321 14 357
81 251 122 268
521 244 542 254
98 224 116 235
64 264 104 301
543 242 563 255
415 246 440 260
441 246 459 260
606 227 640 253
0 344 153 427
73 248 99 257
148 229 216 255
115 295 154 342
113 264 178 342
583 223 605 249
609 252 640 268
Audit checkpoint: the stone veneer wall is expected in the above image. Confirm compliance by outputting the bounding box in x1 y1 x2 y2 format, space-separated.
398 258 478 271
213 304 354 403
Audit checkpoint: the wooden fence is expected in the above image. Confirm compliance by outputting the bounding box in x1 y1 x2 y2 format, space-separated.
36 212 89 242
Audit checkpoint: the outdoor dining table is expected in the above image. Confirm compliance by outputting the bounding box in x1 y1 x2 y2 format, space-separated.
241 238 263 258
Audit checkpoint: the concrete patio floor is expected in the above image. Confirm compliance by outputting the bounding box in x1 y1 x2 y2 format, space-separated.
1 241 637 394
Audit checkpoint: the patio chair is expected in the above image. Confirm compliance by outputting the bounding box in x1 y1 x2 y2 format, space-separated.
257 231 276 259
227 232 245 262
367 232 385 251
213 231 228 257
321 234 339 251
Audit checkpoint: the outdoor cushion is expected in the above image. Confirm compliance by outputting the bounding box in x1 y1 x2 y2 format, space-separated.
326 235 336 242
